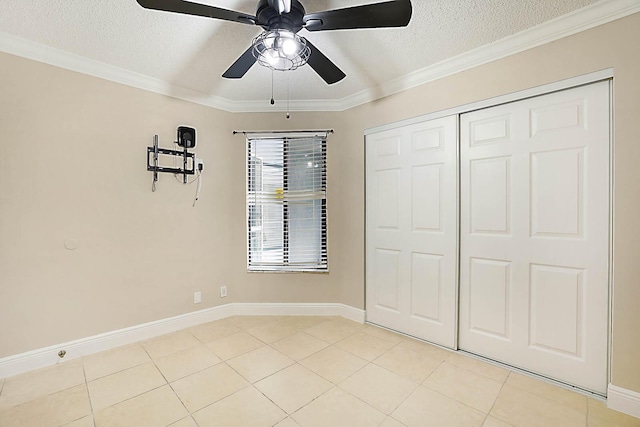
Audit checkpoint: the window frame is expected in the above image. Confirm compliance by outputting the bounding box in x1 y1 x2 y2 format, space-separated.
246 134 328 273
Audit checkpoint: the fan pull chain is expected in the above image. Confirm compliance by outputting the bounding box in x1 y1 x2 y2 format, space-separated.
286 73 290 119
270 69 275 105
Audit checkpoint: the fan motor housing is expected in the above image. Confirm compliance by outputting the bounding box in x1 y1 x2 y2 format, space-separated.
256 0 306 32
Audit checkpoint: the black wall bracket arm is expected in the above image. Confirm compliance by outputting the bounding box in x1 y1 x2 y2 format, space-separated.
147 135 195 192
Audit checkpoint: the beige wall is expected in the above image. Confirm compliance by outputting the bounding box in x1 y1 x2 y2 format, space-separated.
1 12 638 393
0 53 349 359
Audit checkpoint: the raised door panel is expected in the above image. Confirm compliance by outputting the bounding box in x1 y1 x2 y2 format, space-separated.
531 149 584 238
468 258 512 340
470 157 511 235
469 115 512 146
375 169 401 230
374 249 401 312
529 264 584 357
411 252 443 323
530 99 585 137
412 165 443 233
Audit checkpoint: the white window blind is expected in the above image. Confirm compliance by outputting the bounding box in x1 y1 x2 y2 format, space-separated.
246 135 327 272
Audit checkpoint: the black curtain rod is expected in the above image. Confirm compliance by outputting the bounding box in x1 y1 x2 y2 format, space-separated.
232 130 334 135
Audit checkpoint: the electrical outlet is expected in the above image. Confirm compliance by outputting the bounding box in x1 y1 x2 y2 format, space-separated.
220 286 227 298
194 291 202 304
196 158 204 170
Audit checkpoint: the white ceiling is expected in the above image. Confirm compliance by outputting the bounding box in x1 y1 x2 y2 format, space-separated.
0 0 636 111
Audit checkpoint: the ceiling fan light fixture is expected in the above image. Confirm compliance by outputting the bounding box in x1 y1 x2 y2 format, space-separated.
252 29 310 72
266 50 281 66
281 37 299 57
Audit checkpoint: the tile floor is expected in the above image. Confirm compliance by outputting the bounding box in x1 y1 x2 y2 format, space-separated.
0 316 638 427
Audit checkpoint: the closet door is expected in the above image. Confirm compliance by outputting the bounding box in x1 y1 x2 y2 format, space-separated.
366 116 458 348
459 81 610 393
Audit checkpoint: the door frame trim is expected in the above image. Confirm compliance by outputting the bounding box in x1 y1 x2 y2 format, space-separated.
365 68 614 136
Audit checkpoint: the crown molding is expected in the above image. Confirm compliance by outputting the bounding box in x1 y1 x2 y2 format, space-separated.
338 0 640 111
1 0 638 113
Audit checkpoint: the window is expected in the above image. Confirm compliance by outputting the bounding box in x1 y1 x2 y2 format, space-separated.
246 134 327 272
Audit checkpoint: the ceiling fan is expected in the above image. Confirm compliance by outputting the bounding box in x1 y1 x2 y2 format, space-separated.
136 0 412 84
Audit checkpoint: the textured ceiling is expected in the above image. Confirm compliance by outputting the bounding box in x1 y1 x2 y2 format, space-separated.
0 0 602 105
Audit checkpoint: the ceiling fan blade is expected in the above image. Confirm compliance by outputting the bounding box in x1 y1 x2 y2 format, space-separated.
136 0 256 26
222 46 257 79
304 0 412 32
304 39 346 85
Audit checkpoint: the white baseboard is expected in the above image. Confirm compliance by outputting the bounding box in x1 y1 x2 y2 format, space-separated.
232 303 366 323
0 303 364 379
608 384 640 419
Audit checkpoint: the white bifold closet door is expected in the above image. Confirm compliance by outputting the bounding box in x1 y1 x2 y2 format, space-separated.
458 81 610 393
366 115 458 348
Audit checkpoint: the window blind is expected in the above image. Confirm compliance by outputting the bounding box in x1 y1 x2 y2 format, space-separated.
246 135 327 272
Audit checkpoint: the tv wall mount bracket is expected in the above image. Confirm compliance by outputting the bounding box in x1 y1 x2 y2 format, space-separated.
147 127 197 191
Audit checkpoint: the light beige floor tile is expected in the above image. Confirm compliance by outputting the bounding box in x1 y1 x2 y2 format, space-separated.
255 364 333 414
0 378 4 396
275 417 301 427
304 318 364 343
170 363 249 412
424 362 503 413
363 324 407 344
192 386 286 427
374 345 443 383
330 317 366 328
392 386 485 427
62 415 95 427
490 384 586 427
247 319 300 343
230 315 282 330
483 416 513 427
380 416 408 427
0 384 91 427
589 415 640 427
271 332 330 361
227 346 294 383
154 343 221 382
588 398 640 426
292 387 386 427
299 346 368 384
94 385 187 427
0 359 85 410
87 362 166 410
83 343 150 381
340 364 417 414
168 416 198 427
142 330 201 359
446 353 510 383
398 338 452 361
279 316 334 331
188 319 242 343
204 331 264 360
336 332 397 361
506 372 587 412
